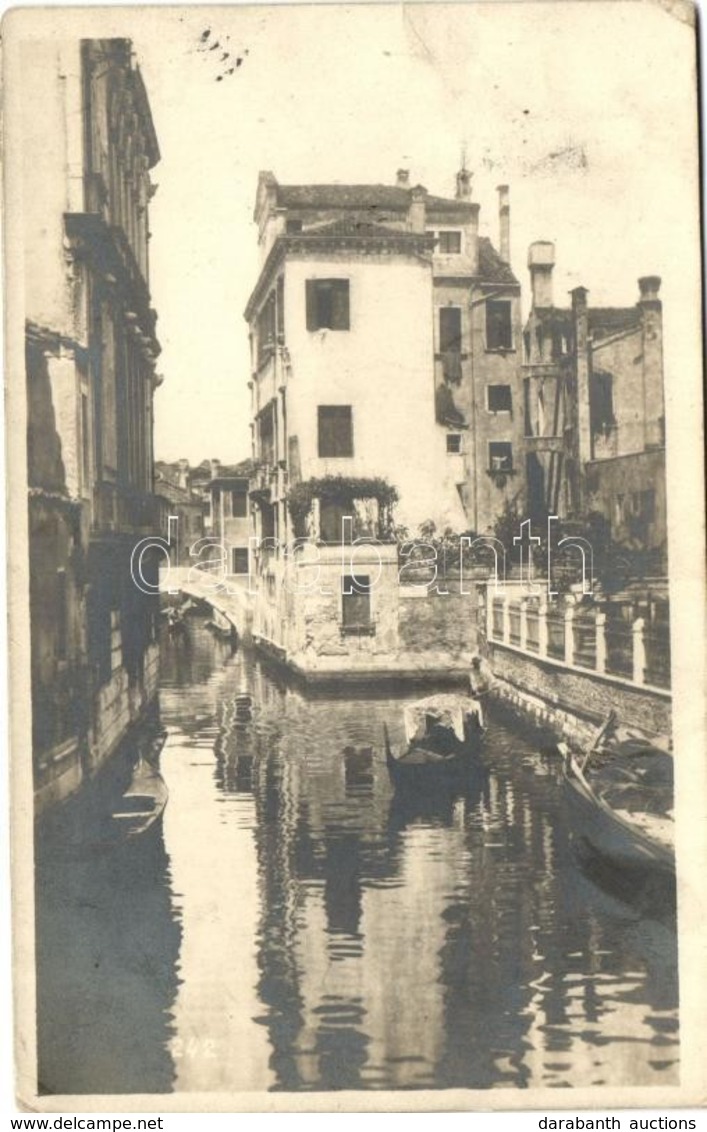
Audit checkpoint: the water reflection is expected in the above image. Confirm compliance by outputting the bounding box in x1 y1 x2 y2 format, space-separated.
36 615 679 1094
35 782 181 1094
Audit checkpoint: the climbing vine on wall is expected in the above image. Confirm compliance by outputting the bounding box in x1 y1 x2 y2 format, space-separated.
286 476 399 537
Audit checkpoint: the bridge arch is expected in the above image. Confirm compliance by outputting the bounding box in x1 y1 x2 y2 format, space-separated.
161 566 253 641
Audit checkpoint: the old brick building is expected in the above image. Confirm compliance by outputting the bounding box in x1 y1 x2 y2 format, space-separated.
522 244 666 560
25 39 163 808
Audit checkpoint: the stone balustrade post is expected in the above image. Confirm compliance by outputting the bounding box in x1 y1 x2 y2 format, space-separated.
537 597 548 658
595 606 607 674
564 596 576 666
502 591 511 644
519 600 528 651
632 617 646 685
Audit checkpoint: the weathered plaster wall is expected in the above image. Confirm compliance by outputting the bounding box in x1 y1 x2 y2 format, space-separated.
398 580 480 658
283 252 465 532
22 41 85 336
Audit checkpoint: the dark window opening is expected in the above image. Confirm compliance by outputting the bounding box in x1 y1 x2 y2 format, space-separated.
320 500 352 544
231 548 249 575
286 219 303 233
306 279 350 330
641 489 656 524
439 307 462 352
261 503 276 541
486 300 513 350
523 330 531 363
446 434 462 454
56 570 68 661
590 371 615 435
259 403 276 465
342 575 373 632
231 490 248 518
257 291 277 364
276 275 285 339
489 441 513 473
524 377 532 436
318 405 353 458
438 231 461 254
487 384 512 412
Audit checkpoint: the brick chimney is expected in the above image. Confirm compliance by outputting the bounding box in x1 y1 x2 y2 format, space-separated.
396 168 410 187
528 242 555 308
408 184 427 233
210 458 221 479
638 275 662 306
638 277 664 448
177 458 189 490
456 167 472 201
497 185 510 263
571 286 592 480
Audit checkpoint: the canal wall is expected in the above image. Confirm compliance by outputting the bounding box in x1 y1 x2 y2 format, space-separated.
35 642 161 813
486 645 672 748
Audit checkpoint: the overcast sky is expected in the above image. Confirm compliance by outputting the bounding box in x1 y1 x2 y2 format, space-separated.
127 1 700 465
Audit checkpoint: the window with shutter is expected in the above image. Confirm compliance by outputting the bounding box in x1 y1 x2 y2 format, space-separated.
486 301 513 350
306 279 350 330
342 575 373 632
231 490 248 518
318 406 353 458
439 307 462 352
446 434 462 454
438 231 462 254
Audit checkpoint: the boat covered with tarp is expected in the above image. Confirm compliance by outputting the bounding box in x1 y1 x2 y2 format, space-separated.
385 693 485 779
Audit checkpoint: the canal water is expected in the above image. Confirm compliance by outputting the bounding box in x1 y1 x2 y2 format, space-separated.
35 616 678 1095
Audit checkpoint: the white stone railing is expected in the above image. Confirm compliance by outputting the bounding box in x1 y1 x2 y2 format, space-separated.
484 581 671 695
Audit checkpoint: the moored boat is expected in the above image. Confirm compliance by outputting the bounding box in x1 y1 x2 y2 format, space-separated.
110 731 169 845
561 738 675 878
384 693 485 782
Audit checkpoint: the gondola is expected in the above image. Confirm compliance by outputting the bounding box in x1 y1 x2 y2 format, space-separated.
561 737 675 878
110 731 169 845
384 693 485 784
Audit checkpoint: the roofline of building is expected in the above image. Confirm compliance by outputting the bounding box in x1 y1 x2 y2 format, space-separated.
210 476 251 488
244 229 436 321
132 64 161 169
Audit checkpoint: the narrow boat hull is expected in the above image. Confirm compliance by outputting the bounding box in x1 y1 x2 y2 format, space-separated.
563 755 674 878
109 733 169 847
384 720 484 786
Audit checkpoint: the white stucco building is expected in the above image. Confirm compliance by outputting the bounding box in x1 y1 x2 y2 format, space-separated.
243 169 524 675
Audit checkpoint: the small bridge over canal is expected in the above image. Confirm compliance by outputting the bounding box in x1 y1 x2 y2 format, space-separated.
161 566 253 641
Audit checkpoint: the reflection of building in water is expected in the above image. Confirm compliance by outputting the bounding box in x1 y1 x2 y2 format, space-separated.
36 821 181 1094
245 700 677 1090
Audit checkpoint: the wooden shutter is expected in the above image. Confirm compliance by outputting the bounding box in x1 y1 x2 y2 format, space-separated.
306 280 318 330
318 406 353 457
331 281 350 329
